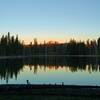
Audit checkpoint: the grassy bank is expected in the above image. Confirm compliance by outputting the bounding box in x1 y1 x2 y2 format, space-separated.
0 84 100 96
0 84 100 100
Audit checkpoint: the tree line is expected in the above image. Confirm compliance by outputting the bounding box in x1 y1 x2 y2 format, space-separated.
0 32 23 56
0 32 100 56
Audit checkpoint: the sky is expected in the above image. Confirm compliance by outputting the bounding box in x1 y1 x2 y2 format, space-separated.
0 0 100 43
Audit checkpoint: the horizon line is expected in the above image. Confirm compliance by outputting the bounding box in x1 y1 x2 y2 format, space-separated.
0 32 100 44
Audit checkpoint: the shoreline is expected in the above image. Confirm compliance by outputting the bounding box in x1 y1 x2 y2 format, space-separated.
0 84 100 97
0 55 100 59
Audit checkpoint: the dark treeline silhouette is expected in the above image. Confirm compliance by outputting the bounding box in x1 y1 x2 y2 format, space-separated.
0 57 100 83
0 32 23 56
0 32 100 56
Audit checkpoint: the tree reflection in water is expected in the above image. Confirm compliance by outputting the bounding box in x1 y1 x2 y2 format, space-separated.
0 56 100 83
0 59 23 83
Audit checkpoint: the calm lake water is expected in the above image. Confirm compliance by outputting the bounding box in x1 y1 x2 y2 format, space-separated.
0 56 100 85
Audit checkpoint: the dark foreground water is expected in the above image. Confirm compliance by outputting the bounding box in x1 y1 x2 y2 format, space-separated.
0 56 100 85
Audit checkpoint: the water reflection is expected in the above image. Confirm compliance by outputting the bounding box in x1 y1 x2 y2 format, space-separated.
0 57 100 83
23 57 100 73
0 59 23 83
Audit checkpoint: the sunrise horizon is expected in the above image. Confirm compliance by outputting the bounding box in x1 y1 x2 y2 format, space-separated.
0 0 100 99
1 32 99 44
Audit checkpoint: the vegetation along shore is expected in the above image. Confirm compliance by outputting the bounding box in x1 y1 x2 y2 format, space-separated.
0 32 100 56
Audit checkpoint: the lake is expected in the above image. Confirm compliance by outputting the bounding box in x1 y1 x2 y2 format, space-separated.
0 56 100 85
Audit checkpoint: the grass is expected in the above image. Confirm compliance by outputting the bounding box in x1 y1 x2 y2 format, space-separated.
0 84 100 100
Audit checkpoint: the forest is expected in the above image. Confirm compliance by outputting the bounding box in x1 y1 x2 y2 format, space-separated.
0 32 100 56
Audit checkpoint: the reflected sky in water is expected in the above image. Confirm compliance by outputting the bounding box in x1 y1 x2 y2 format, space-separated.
0 57 100 85
0 65 100 85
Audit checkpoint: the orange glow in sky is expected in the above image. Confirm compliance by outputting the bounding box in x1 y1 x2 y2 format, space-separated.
20 34 98 44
